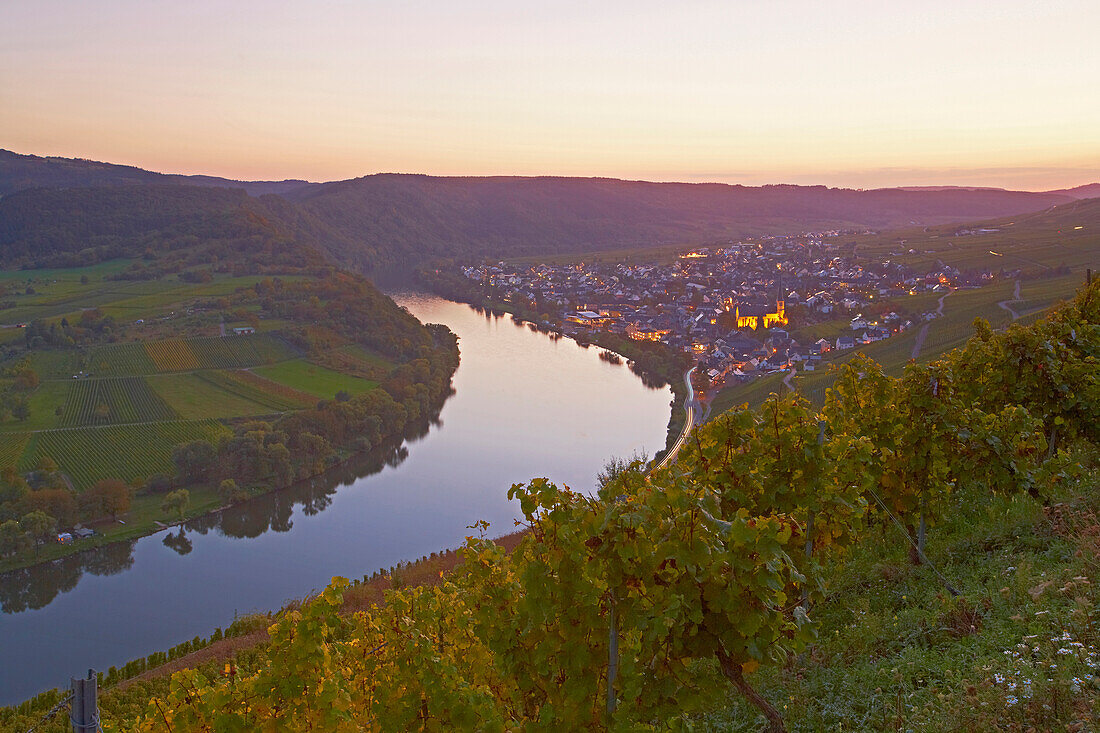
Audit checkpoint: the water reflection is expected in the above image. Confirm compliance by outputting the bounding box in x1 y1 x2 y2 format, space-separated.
0 427 423 614
0 294 672 705
0 540 136 614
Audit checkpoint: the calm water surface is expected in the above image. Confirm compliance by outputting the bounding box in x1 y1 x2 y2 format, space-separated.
0 294 671 704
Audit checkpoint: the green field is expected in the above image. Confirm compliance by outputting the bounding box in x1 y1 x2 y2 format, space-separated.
147 373 284 419
848 197 1100 274
86 342 158 376
15 419 231 490
197 370 314 412
254 358 379 399
0 380 70 432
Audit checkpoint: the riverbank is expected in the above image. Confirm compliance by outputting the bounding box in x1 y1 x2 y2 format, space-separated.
415 274 692 460
0 527 531 721
0 292 672 705
0 381 457 575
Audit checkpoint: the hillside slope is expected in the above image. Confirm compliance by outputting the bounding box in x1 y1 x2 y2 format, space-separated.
0 149 314 198
1 150 1081 276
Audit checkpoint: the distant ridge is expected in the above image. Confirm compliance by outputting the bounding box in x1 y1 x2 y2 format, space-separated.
0 149 317 198
0 149 1084 274
1043 182 1100 200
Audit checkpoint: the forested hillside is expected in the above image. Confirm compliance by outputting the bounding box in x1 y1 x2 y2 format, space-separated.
0 192 459 573
0 149 313 197
1 150 1081 276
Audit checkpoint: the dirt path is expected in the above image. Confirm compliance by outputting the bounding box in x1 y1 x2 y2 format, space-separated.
997 280 1022 321
911 289 951 360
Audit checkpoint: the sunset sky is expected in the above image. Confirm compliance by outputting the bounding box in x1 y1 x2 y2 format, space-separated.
3 0 1099 190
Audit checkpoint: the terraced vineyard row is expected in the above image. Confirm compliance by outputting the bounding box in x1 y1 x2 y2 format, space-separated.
16 419 231 490
60 376 178 426
86 342 156 376
87 333 298 376
0 433 29 468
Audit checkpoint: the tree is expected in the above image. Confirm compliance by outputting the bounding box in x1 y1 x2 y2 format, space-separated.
0 519 29 558
80 479 132 521
11 399 30 421
161 489 190 522
172 441 216 483
20 510 55 558
218 479 246 505
22 488 78 529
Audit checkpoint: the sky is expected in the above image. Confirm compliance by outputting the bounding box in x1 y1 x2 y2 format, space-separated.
2 0 1099 190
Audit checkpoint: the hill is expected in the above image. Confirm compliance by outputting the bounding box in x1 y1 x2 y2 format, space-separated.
282 174 1072 272
0 184 356 270
0 149 315 198
1044 182 1100 199
0 196 459 573
0 150 1081 276
849 195 1100 275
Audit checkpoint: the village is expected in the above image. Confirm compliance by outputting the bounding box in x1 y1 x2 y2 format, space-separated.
450 233 1000 392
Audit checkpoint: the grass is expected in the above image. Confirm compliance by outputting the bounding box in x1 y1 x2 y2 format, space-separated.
27 350 83 379
0 380 71 433
692 447 1100 732
253 359 379 399
146 373 286 419
848 197 1100 274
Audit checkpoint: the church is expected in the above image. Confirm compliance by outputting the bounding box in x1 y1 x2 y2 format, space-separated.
721 281 788 331
733 298 787 330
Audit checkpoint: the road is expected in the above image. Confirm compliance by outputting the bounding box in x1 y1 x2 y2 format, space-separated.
782 369 795 393
910 289 952 360
653 367 697 472
997 280 1022 321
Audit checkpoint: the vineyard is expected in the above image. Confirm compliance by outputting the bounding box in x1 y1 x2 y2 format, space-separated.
49 279 1090 733
86 342 157 376
60 377 178 426
145 339 201 371
0 432 29 467
87 334 298 376
15 419 230 491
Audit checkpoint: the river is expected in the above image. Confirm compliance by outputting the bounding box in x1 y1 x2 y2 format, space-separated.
0 293 672 705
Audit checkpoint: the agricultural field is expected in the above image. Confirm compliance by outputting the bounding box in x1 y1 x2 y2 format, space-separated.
309 344 395 380
0 432 29 467
15 419 231 491
197 370 315 412
253 358 379 400
86 342 158 376
86 333 297 376
848 197 1100 274
147 373 285 419
59 376 178 426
